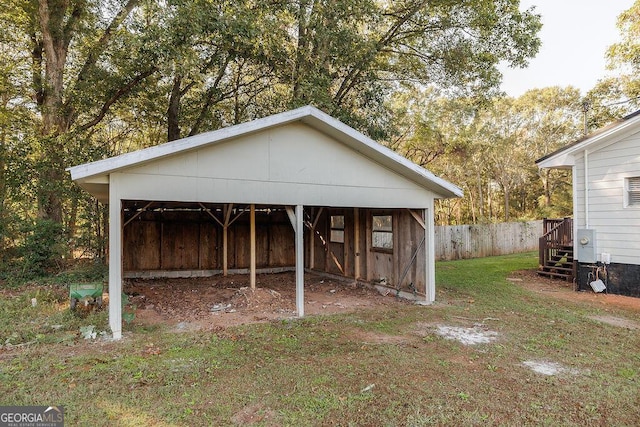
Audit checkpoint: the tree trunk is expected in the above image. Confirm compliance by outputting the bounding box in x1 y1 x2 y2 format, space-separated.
503 186 510 222
36 0 75 223
542 169 552 206
476 171 484 220
167 75 182 141
292 0 313 101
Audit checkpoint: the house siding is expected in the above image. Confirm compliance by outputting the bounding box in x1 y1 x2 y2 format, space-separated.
574 132 640 265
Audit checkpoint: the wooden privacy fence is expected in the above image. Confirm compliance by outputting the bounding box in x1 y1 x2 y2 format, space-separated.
434 220 542 261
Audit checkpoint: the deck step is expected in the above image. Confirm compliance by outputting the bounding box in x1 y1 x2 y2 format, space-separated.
537 269 572 280
542 265 573 272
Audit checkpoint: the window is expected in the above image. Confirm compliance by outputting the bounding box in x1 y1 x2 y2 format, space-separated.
330 215 344 243
372 215 393 250
626 177 640 207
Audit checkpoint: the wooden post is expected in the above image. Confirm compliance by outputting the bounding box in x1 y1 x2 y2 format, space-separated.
223 226 228 276
354 207 360 279
250 204 256 290
309 211 315 270
309 207 324 270
222 204 234 276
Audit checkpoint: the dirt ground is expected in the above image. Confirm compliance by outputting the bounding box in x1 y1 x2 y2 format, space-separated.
124 272 410 331
120 269 640 332
509 269 640 312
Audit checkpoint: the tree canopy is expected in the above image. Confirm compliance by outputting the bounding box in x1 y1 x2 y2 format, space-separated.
7 0 636 273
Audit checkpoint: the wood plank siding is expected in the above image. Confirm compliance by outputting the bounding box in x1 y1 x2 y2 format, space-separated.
123 204 428 296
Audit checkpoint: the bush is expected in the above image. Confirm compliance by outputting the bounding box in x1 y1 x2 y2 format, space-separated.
19 219 67 278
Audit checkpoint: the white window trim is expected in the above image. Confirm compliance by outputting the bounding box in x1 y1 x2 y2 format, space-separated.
624 176 640 208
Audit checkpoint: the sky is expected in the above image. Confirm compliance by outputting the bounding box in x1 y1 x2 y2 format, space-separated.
499 0 636 97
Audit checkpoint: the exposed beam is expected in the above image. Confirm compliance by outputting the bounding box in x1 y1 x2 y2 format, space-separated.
199 202 224 227
122 201 154 228
408 209 426 230
227 204 245 227
224 203 234 225
312 207 324 229
285 206 296 229
328 250 345 275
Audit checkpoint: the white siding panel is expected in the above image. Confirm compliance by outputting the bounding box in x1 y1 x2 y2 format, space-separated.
118 123 432 208
574 152 586 229
195 133 270 180
115 173 433 208
581 134 640 265
266 124 416 189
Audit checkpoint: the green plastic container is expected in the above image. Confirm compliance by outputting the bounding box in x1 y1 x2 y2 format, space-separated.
69 282 104 310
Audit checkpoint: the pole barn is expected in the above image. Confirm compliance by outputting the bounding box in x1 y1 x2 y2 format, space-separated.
68 106 462 339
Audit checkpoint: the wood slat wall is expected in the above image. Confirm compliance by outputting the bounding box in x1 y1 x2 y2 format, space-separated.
123 209 295 271
123 205 427 295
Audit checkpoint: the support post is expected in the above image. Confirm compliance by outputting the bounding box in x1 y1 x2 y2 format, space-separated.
354 208 360 279
222 204 235 276
309 207 324 270
108 175 123 339
223 226 228 276
250 204 256 290
295 205 305 316
425 207 435 303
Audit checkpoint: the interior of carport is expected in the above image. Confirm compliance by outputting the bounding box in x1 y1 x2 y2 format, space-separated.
119 200 429 313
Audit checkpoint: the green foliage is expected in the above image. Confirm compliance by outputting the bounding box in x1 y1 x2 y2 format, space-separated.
18 219 67 278
392 87 582 224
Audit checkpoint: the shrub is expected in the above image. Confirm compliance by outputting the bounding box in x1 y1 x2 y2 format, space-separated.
19 219 67 278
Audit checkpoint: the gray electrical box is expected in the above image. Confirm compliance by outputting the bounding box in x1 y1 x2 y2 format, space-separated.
576 229 597 263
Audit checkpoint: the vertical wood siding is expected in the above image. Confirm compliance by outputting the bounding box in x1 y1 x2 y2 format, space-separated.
434 220 542 261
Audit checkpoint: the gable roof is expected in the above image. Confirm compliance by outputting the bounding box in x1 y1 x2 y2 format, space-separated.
536 109 640 169
68 105 463 201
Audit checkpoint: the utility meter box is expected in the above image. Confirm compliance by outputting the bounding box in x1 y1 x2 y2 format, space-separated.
576 229 597 263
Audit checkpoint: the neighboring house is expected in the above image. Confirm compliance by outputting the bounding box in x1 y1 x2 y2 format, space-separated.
536 110 640 297
68 106 463 339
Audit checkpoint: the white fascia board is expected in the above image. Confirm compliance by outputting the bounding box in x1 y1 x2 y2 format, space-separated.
536 152 575 169
67 105 463 199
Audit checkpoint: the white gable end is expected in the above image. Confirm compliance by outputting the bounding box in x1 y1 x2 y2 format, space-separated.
117 123 432 208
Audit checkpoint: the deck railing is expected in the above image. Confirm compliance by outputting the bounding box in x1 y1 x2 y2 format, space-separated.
538 217 573 270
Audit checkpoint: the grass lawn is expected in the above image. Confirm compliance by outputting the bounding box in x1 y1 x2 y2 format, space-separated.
1 252 639 426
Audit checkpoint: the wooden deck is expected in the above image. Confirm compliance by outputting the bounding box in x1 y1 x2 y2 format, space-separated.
538 218 574 282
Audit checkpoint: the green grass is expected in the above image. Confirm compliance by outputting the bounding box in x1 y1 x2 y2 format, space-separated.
1 252 639 426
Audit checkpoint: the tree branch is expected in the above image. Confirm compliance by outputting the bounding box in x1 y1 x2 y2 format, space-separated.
188 56 231 136
72 0 140 92
334 0 428 104
76 67 157 132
